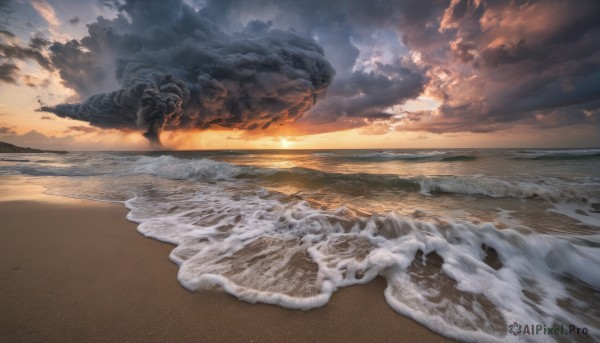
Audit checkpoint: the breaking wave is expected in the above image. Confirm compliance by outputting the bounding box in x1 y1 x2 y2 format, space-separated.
122 182 600 342
132 155 267 180
418 176 598 203
4 154 598 205
514 149 600 160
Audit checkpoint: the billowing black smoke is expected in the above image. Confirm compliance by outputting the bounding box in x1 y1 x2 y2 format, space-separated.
40 0 334 145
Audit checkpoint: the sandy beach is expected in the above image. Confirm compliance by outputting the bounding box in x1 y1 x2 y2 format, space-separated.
0 188 453 342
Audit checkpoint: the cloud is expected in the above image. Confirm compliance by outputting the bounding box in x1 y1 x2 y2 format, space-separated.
69 16 79 24
0 31 52 85
201 0 429 130
30 0 60 27
0 62 18 83
40 115 54 120
0 0 13 32
21 74 49 87
4 0 598 141
0 125 16 135
0 29 14 38
65 125 98 134
30 0 63 39
395 0 600 134
0 128 152 150
0 35 53 71
203 0 600 135
40 0 335 146
0 129 77 150
299 59 426 125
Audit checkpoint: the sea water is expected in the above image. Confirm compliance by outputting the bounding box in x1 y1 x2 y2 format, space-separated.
1 148 599 342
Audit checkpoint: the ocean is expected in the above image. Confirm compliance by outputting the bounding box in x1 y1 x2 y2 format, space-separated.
1 148 599 342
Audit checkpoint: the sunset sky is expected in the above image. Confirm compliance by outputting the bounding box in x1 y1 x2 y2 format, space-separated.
0 0 599 150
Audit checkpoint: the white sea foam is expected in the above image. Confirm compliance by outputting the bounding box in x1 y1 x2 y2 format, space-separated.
121 181 600 342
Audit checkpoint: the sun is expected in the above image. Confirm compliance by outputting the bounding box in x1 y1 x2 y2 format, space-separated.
279 138 292 148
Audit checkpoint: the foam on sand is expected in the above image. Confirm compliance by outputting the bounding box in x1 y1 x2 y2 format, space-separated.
123 180 599 342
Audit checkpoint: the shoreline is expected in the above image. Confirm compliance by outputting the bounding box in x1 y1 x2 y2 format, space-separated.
0 189 454 342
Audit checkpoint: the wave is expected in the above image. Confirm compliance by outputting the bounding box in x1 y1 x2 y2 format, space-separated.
348 151 447 161
0 158 31 162
135 158 597 209
3 153 596 199
7 164 110 176
311 152 335 157
440 155 478 161
418 176 595 202
514 149 600 160
418 176 600 227
263 168 597 205
132 155 267 180
92 155 423 193
6 154 595 205
343 151 479 162
262 168 420 193
121 184 600 342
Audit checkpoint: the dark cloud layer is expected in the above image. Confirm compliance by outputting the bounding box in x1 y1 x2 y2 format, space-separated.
1 39 52 68
395 0 600 133
201 0 600 134
0 33 52 84
4 0 600 139
305 61 426 123
201 0 431 129
40 0 335 145
0 61 17 83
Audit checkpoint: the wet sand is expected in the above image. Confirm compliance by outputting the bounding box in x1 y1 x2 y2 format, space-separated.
0 192 453 342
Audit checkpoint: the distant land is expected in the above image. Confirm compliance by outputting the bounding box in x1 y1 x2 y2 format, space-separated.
0 141 63 153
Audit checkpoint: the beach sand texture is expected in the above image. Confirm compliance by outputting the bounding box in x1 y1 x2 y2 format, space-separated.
0 193 452 342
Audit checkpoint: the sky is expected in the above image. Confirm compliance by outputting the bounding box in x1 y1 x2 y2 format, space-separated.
0 0 599 150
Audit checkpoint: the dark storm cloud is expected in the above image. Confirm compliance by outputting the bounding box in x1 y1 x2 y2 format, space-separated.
201 0 430 127
40 0 335 145
47 39 110 96
0 61 18 83
303 60 426 123
207 0 600 134
0 37 53 71
0 0 12 31
29 36 50 50
0 30 52 85
0 0 593 139
396 0 600 133
0 29 14 37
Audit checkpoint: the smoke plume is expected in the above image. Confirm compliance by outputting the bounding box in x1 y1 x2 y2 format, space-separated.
40 0 334 145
